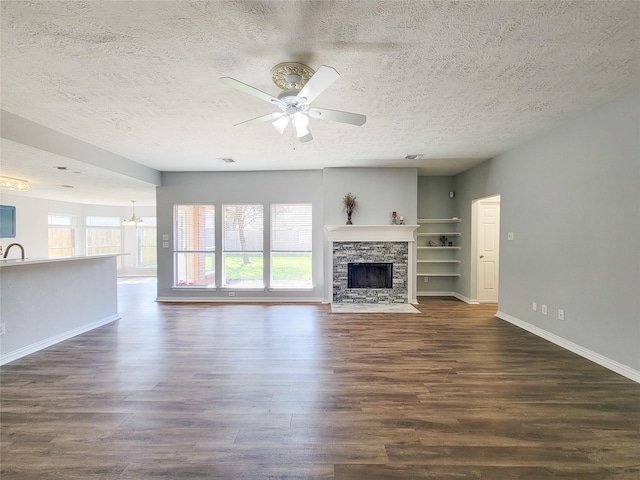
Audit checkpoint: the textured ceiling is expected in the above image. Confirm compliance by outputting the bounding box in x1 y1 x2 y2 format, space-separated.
1 0 639 205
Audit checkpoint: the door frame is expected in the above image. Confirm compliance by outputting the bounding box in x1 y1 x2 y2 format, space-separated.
470 194 501 303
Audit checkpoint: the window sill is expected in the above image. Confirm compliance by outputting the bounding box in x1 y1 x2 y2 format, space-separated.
268 287 314 291
172 286 217 291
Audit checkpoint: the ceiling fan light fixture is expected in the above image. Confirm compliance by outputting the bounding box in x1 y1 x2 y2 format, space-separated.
272 115 290 134
293 112 310 137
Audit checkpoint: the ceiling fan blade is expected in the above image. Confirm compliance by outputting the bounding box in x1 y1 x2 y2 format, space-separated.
220 77 284 107
308 108 367 126
295 65 339 105
234 112 284 128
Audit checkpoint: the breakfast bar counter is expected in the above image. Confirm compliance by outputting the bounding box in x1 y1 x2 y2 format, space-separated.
0 254 121 365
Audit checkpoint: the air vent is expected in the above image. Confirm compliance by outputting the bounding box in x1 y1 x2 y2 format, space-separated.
219 158 235 163
405 154 423 160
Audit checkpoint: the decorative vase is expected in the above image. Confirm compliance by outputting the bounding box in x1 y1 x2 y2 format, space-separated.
346 209 353 225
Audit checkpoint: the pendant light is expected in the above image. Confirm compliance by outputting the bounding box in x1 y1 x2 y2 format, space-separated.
122 200 143 226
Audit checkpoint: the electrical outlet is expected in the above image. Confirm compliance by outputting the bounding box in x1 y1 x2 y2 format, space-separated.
532 301 537 311
0 323 5 335
423 276 428 283
558 309 565 321
541 304 548 315
507 232 515 240
228 292 235 297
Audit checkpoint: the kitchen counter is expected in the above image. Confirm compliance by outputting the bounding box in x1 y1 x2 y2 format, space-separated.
0 253 125 267
0 254 122 365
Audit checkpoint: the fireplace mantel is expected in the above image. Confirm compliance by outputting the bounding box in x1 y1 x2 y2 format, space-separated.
324 225 419 242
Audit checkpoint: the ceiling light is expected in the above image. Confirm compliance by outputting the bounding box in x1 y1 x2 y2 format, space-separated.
122 200 144 226
405 154 423 160
293 112 310 138
0 175 31 191
272 115 290 134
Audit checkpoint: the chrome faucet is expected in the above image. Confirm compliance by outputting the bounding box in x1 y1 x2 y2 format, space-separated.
3 243 25 260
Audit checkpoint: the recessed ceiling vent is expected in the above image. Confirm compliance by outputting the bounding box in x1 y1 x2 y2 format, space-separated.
405 154 423 160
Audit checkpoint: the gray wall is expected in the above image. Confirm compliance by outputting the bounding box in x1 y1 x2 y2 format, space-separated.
454 89 640 372
417 176 456 219
323 167 418 225
156 170 324 300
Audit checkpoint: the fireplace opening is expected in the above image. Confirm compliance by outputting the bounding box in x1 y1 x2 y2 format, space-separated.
347 263 393 289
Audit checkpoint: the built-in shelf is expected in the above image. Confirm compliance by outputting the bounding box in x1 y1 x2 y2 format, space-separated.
417 260 461 264
416 273 461 277
416 218 461 282
416 232 462 236
417 218 461 223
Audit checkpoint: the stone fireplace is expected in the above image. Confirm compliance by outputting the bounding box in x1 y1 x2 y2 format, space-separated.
325 225 418 304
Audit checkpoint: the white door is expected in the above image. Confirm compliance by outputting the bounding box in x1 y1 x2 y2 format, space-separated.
477 197 500 302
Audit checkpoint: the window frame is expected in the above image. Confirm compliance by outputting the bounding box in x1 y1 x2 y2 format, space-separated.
222 203 264 289
135 217 157 268
85 215 123 268
173 204 215 288
270 203 313 289
47 214 78 258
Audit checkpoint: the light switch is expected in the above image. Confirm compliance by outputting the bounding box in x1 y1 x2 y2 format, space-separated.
162 234 169 241
162 241 169 249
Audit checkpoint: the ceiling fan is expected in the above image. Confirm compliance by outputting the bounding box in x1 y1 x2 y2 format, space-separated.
220 62 366 143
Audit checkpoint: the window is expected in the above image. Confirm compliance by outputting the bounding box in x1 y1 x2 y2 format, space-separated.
223 204 263 288
86 216 122 268
136 217 157 268
173 205 215 287
270 203 312 288
48 214 77 258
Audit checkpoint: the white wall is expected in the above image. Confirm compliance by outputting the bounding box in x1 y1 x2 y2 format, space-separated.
453 89 640 375
0 193 156 275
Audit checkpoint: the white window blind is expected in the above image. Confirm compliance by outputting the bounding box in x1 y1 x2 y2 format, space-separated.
270 203 312 288
222 204 264 288
173 205 215 287
271 203 312 252
174 205 215 252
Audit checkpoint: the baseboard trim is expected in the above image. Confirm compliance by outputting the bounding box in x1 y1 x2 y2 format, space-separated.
416 292 479 305
156 296 324 303
0 314 121 366
417 290 456 297
496 310 640 384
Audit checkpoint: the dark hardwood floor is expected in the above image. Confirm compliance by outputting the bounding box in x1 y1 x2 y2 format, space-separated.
1 278 639 479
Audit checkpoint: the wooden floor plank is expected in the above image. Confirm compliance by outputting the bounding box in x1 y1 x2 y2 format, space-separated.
1 278 639 479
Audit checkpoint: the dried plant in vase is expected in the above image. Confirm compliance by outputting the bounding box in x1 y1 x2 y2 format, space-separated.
342 192 358 225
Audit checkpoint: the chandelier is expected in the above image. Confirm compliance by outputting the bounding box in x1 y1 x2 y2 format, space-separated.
122 201 143 226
